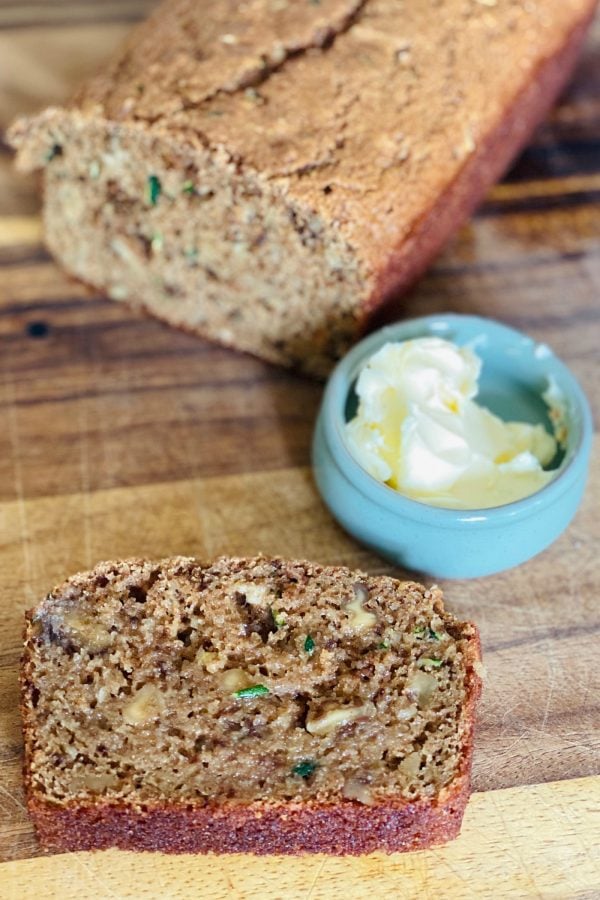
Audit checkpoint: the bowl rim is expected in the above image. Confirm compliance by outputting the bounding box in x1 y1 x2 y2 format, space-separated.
320 313 593 527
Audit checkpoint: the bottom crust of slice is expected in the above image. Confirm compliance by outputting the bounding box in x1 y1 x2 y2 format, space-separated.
28 778 470 855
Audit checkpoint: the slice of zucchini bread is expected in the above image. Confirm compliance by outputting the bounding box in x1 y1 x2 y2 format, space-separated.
22 556 482 855
8 0 597 375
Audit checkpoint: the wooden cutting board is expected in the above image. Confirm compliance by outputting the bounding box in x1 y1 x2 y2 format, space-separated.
0 3 599 897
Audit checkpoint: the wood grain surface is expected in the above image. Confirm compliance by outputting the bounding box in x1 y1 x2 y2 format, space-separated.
0 3 599 898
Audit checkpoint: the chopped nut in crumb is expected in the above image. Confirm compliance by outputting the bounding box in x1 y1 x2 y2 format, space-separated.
306 702 371 736
123 684 164 725
346 583 377 630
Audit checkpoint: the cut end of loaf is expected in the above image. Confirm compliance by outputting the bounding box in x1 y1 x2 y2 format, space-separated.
8 0 597 375
10 112 366 376
22 556 482 854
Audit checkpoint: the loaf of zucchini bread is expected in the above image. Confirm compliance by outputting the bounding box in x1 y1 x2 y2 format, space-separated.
9 0 597 374
22 556 482 854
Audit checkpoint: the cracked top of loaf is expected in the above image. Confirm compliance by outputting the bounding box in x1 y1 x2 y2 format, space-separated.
68 0 598 258
12 0 596 279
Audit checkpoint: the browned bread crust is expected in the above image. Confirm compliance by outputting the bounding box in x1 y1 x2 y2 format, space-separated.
26 780 472 855
9 1 597 375
368 11 596 316
22 557 481 854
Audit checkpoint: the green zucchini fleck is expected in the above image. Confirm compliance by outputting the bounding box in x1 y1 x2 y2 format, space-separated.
418 657 443 669
304 635 315 655
151 232 163 254
234 684 269 699
182 180 195 195
414 625 442 641
272 608 286 629
147 175 162 206
45 143 62 163
292 759 318 779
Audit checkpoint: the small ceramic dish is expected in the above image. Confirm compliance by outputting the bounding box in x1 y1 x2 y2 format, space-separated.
312 313 592 579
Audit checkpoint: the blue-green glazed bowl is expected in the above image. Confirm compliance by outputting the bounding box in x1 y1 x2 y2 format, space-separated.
312 314 592 579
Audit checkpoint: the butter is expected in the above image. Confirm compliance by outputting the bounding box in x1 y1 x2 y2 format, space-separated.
345 337 560 509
